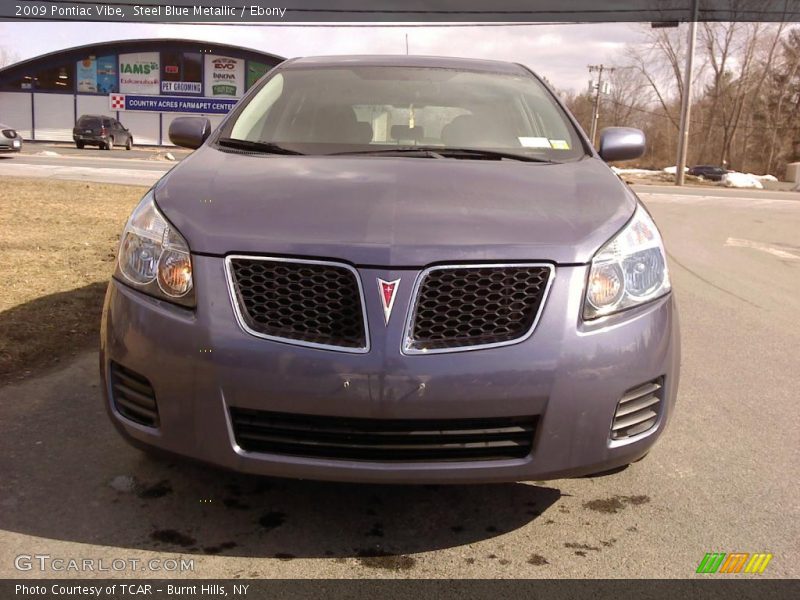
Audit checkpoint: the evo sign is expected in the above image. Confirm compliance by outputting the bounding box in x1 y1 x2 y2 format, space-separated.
109 93 237 114
204 55 244 97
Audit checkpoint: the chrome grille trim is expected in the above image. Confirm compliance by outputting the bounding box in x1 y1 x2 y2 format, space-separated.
224 255 371 354
401 262 555 355
228 408 538 462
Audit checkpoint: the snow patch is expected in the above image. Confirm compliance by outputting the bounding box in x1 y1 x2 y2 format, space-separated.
662 166 688 175
612 167 663 176
721 172 764 189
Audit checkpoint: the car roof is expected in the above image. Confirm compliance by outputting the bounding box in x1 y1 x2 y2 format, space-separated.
285 55 531 75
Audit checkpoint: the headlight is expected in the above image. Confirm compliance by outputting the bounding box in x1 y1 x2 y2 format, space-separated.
583 203 670 319
115 190 195 307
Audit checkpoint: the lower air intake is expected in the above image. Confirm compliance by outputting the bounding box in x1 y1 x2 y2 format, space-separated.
230 409 537 462
611 378 663 441
110 362 159 428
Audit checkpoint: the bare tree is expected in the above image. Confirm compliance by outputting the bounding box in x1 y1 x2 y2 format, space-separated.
623 20 793 173
0 45 19 68
626 25 701 131
703 23 785 169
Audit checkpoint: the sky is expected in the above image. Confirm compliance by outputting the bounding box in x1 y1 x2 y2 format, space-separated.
0 21 649 92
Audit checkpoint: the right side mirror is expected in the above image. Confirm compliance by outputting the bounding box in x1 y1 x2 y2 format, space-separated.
598 127 646 162
169 117 211 149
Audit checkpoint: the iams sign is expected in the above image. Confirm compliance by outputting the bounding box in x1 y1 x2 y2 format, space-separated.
121 62 158 75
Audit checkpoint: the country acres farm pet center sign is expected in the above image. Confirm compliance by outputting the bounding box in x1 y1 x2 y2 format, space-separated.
109 93 237 114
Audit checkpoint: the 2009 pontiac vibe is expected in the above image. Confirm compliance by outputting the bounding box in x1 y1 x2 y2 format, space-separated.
100 55 680 484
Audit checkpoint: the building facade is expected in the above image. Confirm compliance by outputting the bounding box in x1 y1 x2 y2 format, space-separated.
0 39 284 145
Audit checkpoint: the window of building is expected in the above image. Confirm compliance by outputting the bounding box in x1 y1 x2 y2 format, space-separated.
35 63 74 91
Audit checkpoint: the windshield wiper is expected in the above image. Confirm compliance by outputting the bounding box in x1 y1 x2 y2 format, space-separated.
331 146 553 163
331 147 445 159
217 137 304 155
430 147 555 163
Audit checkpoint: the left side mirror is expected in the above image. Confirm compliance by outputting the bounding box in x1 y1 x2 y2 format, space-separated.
598 127 646 162
169 116 211 149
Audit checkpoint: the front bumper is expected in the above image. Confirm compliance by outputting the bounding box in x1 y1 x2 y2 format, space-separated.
100 256 680 484
0 138 22 152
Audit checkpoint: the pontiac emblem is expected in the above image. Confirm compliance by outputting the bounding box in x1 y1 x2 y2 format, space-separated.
377 278 400 325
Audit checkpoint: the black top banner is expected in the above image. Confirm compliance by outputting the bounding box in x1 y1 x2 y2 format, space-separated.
1 0 799 23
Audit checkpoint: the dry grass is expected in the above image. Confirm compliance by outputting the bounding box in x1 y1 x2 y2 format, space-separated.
0 177 147 384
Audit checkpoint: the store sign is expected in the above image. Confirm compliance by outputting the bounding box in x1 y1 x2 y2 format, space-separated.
119 52 160 94
96 55 118 94
109 93 237 114
161 81 202 94
204 55 244 97
77 58 97 93
76 55 118 93
247 61 269 89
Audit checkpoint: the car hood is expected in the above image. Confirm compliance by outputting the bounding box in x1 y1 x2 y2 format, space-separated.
155 146 637 266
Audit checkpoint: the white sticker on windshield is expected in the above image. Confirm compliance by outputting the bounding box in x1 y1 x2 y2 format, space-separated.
518 137 551 148
550 139 570 150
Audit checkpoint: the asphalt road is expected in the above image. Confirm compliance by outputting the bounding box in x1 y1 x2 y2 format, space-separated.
0 144 179 186
0 177 798 579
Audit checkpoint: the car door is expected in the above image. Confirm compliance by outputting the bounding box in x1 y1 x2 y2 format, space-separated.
111 119 124 142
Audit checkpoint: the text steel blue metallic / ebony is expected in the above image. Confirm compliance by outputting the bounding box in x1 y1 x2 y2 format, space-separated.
100 56 680 484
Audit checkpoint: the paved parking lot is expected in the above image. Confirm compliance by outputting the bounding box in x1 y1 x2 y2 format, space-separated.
0 183 798 579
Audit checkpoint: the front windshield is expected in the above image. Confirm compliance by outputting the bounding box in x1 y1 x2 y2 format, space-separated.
219 65 586 160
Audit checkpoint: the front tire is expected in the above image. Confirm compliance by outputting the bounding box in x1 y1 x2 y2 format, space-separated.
125 136 132 151
76 141 84 149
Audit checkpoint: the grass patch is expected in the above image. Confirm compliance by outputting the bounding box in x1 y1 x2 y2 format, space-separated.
0 177 147 384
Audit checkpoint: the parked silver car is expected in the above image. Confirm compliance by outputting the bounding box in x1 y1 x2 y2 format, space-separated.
101 56 680 484
0 124 22 153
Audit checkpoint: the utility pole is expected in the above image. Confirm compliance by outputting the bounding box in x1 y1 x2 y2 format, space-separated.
405 34 409 55
675 0 699 186
588 65 613 147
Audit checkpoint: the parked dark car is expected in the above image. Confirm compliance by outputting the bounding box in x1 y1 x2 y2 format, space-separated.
101 55 680 484
0 123 23 153
688 165 729 181
73 114 133 150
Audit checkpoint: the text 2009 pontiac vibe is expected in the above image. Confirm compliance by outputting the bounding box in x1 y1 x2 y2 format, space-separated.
101 56 680 484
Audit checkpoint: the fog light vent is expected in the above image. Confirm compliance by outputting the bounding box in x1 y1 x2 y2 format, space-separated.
110 362 159 428
611 378 663 441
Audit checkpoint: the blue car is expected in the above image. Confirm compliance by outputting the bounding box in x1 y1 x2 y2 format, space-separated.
101 56 680 484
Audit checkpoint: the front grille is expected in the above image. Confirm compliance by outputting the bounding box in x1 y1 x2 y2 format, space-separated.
405 264 553 353
611 378 663 441
230 409 537 462
227 257 368 351
1 129 16 139
110 362 159 428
